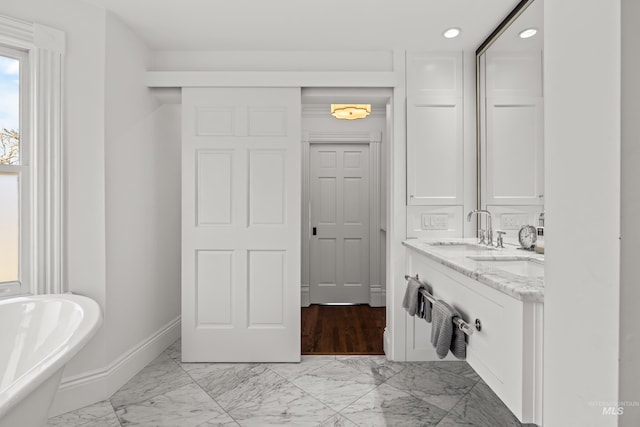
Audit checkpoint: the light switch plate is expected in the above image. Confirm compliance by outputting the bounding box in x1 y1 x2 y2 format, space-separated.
501 214 529 230
422 214 449 230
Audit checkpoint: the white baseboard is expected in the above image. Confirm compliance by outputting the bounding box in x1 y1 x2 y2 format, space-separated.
49 316 181 417
370 287 386 307
301 286 310 307
383 327 390 358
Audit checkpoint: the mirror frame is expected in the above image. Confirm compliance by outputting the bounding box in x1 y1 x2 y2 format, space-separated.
475 0 536 211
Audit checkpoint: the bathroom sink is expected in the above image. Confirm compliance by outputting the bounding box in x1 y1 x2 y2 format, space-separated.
468 256 544 277
429 242 496 251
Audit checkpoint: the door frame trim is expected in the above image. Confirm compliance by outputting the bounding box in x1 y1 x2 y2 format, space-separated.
301 131 383 307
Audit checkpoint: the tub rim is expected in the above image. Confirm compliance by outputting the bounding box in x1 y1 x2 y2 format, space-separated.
0 294 103 419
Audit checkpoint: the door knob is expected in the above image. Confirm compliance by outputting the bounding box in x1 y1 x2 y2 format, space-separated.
312 227 317 236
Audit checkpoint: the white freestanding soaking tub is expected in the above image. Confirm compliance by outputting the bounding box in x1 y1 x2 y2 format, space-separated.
0 294 102 427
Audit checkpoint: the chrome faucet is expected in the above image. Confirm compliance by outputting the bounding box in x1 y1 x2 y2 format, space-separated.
467 209 493 246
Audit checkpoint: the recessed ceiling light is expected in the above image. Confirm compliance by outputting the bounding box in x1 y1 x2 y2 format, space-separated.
519 28 538 39
443 28 461 39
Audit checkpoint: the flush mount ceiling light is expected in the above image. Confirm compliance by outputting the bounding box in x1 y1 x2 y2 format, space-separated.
519 28 538 39
330 104 371 120
443 28 461 39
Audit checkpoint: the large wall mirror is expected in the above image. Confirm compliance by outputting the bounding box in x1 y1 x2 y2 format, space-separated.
476 0 544 244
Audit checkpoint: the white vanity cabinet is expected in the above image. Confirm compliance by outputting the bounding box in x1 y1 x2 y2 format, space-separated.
405 245 543 425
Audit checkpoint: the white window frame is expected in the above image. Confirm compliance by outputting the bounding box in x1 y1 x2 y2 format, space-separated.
0 14 65 297
0 44 30 296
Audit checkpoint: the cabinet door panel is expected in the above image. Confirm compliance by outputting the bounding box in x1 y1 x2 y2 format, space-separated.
481 51 544 207
406 52 463 206
485 97 544 205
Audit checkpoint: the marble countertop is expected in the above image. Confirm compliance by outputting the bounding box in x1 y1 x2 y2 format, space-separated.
403 238 544 303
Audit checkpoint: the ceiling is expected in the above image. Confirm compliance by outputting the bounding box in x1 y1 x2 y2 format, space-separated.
83 0 522 51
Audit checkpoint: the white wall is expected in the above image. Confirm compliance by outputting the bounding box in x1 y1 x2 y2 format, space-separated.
620 0 640 424
0 0 108 378
544 1 621 426
0 0 182 415
104 11 181 365
387 50 408 360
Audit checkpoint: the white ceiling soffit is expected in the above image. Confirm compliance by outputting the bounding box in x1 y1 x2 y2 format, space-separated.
84 0 521 51
302 87 392 107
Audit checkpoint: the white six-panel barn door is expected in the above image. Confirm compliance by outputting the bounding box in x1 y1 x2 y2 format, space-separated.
181 87 301 362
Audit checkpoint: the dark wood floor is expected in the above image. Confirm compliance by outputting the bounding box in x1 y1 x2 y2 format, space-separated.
301 304 386 355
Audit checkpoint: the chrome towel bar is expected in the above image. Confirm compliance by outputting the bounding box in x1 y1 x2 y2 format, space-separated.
404 274 474 336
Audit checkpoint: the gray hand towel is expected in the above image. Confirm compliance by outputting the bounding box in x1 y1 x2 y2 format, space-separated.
430 300 466 359
450 321 466 359
402 278 422 316
419 290 433 323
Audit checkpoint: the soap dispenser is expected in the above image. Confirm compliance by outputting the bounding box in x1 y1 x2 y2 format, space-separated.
535 212 545 254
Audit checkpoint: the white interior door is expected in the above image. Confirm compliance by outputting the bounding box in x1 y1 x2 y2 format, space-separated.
310 144 370 304
182 87 301 362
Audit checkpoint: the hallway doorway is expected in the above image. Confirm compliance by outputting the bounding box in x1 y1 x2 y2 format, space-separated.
300 87 391 357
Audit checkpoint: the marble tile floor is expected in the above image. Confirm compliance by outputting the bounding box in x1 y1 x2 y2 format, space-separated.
48 340 522 427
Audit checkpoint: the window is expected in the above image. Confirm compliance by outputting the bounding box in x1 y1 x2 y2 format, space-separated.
0 14 65 296
0 45 29 296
